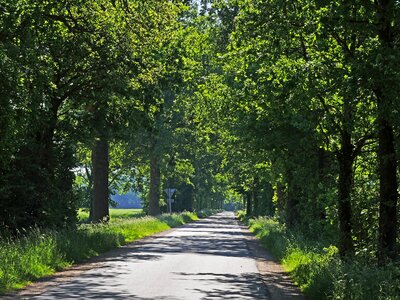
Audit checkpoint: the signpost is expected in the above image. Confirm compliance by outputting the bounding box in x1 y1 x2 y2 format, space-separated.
164 188 176 214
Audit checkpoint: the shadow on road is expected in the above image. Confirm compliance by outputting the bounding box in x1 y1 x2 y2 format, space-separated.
34 272 268 299
19 213 275 299
100 213 258 265
176 272 269 299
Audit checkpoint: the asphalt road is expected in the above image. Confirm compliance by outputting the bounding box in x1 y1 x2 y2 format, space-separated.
28 212 270 299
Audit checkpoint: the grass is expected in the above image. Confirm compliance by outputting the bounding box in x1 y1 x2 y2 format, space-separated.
77 208 144 222
238 212 400 299
0 210 215 293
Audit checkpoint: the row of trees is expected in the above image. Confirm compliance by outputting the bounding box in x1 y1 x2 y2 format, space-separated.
191 0 399 265
0 0 187 228
1 0 399 266
0 0 233 232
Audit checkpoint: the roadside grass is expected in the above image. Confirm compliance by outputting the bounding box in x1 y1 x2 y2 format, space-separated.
238 212 400 299
77 208 144 222
0 210 215 293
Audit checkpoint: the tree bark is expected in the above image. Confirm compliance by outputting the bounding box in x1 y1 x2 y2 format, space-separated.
276 183 286 220
377 115 398 263
264 182 274 216
377 94 398 263
91 137 109 223
37 97 62 170
336 129 355 257
375 0 398 264
148 155 161 216
252 178 260 217
253 189 259 217
285 171 299 229
84 165 94 220
184 185 194 211
246 191 253 217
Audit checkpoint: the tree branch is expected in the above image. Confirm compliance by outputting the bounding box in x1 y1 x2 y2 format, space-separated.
352 133 376 159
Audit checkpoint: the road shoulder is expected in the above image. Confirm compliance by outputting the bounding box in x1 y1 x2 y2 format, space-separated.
236 218 304 300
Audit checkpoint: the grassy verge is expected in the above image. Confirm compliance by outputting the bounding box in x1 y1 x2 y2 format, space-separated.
0 210 216 293
237 212 400 299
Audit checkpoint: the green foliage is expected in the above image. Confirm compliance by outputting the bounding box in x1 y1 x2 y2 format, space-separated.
0 0 184 230
247 216 400 299
158 212 199 228
1 0 400 297
236 210 248 222
205 0 399 265
55 224 125 263
0 229 68 291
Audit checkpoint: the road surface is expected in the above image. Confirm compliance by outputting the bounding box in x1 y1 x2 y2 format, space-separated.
14 212 300 299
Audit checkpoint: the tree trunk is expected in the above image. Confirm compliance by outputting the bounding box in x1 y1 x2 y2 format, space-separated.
246 191 252 216
37 98 62 170
286 171 299 229
377 95 398 263
276 183 286 220
148 155 161 216
318 147 328 181
91 137 109 223
84 165 94 220
253 189 259 217
375 0 398 264
337 129 355 257
263 182 274 216
285 190 297 229
184 185 194 211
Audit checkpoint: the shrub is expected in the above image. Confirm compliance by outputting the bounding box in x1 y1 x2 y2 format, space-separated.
246 216 400 299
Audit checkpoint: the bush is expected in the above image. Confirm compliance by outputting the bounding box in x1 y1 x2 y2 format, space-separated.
247 216 400 299
236 210 247 222
196 209 223 218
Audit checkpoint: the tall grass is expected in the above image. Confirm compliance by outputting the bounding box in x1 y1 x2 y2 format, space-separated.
0 229 68 291
0 211 207 293
243 215 400 299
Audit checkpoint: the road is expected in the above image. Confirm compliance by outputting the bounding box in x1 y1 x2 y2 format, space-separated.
15 212 300 299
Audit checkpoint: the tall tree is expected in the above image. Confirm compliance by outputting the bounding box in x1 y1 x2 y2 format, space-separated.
91 136 110 222
373 0 400 263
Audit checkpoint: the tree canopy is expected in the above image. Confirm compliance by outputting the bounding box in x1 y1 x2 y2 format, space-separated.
1 0 399 267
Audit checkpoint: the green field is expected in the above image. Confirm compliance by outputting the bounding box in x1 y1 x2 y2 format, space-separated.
78 208 144 222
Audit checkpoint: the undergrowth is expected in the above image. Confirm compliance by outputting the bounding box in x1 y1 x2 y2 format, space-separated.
0 210 214 293
239 213 400 299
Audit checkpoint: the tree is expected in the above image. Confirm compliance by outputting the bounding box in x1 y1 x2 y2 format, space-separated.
372 0 400 263
0 0 183 228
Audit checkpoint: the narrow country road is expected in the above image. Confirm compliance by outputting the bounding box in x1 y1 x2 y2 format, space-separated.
13 212 301 299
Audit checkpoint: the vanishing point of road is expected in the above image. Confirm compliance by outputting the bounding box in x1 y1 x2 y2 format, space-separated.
11 212 302 299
